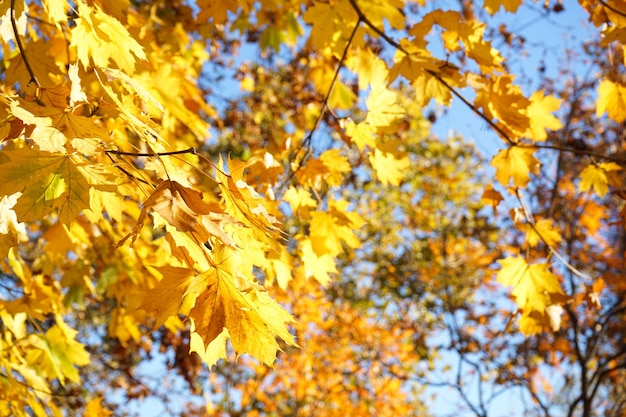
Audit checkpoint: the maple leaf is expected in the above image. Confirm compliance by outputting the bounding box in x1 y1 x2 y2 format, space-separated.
347 47 389 90
358 0 405 30
140 266 196 329
476 75 531 137
388 41 439 84
303 0 356 54
188 267 296 366
300 238 338 286
284 187 318 217
119 180 240 248
579 162 622 197
0 192 27 239
596 79 626 123
71 1 146 73
523 219 562 248
24 322 90 385
484 0 523 14
84 398 112 417
344 120 376 151
196 0 251 24
490 147 540 187
309 199 363 257
42 0 69 26
497 257 564 313
369 145 410 186
524 90 563 141
365 82 405 127
0 147 91 225
481 184 504 214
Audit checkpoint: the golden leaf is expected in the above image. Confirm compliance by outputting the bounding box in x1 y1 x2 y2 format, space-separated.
524 90 563 141
579 162 622 197
490 147 540 187
71 2 146 74
481 184 504 213
484 0 523 14
188 267 296 366
497 257 564 313
596 79 626 123
523 219 562 248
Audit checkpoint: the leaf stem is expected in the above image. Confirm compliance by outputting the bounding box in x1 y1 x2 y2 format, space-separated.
10 0 40 88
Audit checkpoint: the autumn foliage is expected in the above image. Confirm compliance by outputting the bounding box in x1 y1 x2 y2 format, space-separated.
0 0 626 415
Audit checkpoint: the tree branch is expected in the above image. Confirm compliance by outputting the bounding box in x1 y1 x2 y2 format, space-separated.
10 0 40 88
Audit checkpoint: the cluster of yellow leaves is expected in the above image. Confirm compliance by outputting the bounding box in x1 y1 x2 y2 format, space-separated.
497 257 566 334
0 0 308 413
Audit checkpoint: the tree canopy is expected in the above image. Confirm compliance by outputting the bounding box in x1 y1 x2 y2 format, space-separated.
0 0 625 416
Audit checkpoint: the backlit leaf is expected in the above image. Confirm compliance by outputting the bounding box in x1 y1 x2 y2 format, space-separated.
490 147 540 187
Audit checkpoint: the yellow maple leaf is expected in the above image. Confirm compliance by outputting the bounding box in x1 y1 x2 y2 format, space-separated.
25 323 90 385
320 149 351 185
369 145 410 186
303 0 356 54
71 2 146 74
388 40 440 83
484 0 523 14
358 0 405 30
497 257 564 313
0 147 91 225
412 71 453 107
518 304 564 335
0 192 27 240
481 184 504 213
579 162 622 197
596 79 626 123
344 120 376 151
309 200 363 257
490 146 540 187
42 0 68 26
197 0 251 24
284 186 318 217
140 266 196 329
483 75 531 137
300 238 338 286
347 47 388 90
84 397 112 417
365 82 404 127
523 218 562 248
524 90 563 141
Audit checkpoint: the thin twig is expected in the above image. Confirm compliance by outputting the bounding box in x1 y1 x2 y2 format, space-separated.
10 0 40 88
527 143 625 164
105 147 197 157
277 18 361 192
513 188 594 282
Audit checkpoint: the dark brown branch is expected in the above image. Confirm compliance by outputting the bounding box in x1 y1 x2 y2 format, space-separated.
527 143 625 164
10 0 40 88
